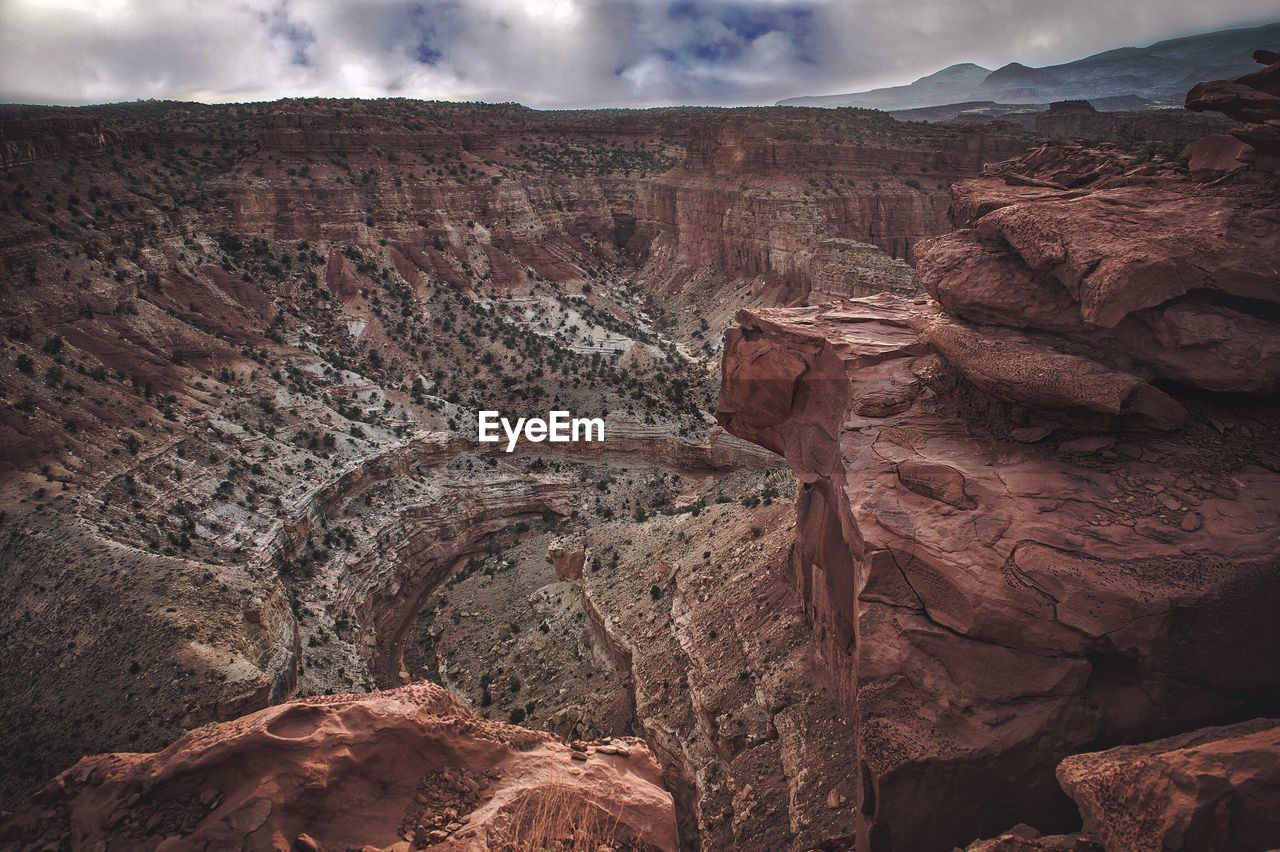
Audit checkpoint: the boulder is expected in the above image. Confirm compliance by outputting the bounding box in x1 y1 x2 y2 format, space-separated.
1184 134 1251 178
546 538 587 582
0 683 677 851
1187 51 1280 167
918 151 1280 395
1058 719 1280 852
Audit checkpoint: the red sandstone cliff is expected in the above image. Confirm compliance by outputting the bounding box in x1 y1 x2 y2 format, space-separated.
718 124 1280 848
2 71 1277 852
0 113 119 168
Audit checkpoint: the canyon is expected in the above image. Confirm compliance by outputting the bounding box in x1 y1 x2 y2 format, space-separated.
0 49 1278 852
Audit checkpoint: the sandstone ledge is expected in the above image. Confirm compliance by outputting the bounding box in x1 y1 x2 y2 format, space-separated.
717 294 1280 850
1057 718 1280 852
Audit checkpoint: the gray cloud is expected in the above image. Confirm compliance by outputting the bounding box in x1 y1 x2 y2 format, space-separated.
0 0 1275 107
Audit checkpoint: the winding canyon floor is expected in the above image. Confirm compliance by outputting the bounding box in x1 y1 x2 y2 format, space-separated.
0 98 929 846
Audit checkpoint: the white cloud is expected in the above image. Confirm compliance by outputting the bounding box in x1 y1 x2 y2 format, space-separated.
0 0 1275 107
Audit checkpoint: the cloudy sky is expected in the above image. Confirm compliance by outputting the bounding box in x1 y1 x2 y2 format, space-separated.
1 0 1275 108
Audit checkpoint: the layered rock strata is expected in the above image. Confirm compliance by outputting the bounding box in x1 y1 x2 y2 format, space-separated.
1187 49 1280 174
576 492 861 850
916 151 1280 396
1 96 978 813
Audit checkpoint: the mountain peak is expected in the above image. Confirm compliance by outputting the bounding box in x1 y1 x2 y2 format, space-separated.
984 61 1035 83
916 63 992 83
778 20 1280 111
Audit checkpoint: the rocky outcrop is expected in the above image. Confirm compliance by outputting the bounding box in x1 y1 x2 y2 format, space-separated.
577 493 861 851
0 114 119 168
719 293 1280 849
0 508 303 811
637 111 1029 291
1186 49 1280 174
546 538 586 581
1028 100 1233 143
1057 718 1280 852
917 148 1280 395
0 683 678 851
717 129 1280 847
966 826 1101 852
352 475 579 687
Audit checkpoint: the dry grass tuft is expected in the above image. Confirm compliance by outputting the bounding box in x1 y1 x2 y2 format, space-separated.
491 782 625 851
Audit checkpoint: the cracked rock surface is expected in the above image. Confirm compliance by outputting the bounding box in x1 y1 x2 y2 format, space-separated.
718 136 1280 849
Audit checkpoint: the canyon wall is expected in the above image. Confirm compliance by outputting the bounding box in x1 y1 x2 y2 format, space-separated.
633 112 1029 308
0 114 119 168
0 99 1021 806
4 82 1274 848
718 132 1280 848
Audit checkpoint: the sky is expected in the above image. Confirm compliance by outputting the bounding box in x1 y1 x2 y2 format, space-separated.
1 0 1276 108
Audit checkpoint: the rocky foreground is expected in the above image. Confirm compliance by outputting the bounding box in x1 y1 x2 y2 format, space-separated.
0 682 677 850
718 51 1280 851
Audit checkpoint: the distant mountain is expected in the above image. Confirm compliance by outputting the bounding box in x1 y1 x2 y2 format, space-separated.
779 21 1280 110
780 63 991 110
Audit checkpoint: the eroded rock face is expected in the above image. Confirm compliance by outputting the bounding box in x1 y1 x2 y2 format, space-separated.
0 96 994 814
915 147 1280 396
546 538 586 581
719 293 1280 849
638 111 1029 283
715 81 1280 848
0 114 119 167
716 119 1280 850
1187 49 1280 173
0 683 678 852
1057 719 1280 852
575 492 861 850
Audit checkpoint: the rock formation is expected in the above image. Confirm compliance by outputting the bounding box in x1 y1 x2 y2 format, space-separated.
1057 718 1280 851
0 113 119 168
916 148 1280 395
545 538 586 581
1187 49 1280 173
718 131 1280 848
574 488 862 849
0 94 1027 817
1027 100 1234 142
0 682 678 851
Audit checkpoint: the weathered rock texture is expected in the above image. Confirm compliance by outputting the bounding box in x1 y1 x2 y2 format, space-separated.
1028 100 1234 143
0 683 678 851
636 110 1027 281
718 136 1280 849
0 114 119 167
574 488 861 850
1057 718 1280 852
1187 49 1280 173
916 147 1280 396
